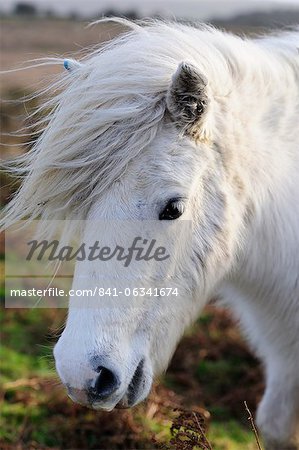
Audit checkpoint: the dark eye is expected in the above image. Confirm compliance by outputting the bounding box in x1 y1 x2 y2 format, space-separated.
159 198 185 220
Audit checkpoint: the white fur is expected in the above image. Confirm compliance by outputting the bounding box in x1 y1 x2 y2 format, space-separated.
2 20 299 449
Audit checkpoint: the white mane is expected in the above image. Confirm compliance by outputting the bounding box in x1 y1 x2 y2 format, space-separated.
2 19 299 233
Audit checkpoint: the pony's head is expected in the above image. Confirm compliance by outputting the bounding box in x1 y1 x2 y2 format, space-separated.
4 21 250 410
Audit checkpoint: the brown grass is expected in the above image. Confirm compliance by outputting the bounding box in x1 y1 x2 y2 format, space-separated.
0 18 125 93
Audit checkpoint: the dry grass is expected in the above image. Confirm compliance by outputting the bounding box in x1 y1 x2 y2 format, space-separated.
0 18 125 93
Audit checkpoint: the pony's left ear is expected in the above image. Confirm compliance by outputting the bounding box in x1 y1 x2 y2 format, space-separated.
166 62 209 133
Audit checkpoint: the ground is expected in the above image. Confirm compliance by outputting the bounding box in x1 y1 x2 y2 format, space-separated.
0 305 264 449
1 17 264 449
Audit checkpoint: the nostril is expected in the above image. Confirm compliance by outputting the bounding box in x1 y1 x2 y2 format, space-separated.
89 366 120 401
95 366 117 396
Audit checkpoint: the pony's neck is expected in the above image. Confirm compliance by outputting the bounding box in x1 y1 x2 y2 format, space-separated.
216 36 299 283
225 38 299 211
229 43 299 287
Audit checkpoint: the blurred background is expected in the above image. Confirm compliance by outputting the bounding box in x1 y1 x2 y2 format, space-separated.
1 1 298 449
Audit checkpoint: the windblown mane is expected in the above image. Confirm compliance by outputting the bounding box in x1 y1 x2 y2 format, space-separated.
2 19 299 235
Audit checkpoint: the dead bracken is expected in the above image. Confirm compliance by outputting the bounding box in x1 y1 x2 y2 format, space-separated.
155 408 212 450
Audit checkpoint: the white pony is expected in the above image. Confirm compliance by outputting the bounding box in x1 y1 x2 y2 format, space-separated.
2 20 299 450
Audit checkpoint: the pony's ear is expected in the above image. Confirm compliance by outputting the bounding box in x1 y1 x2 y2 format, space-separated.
166 62 209 130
